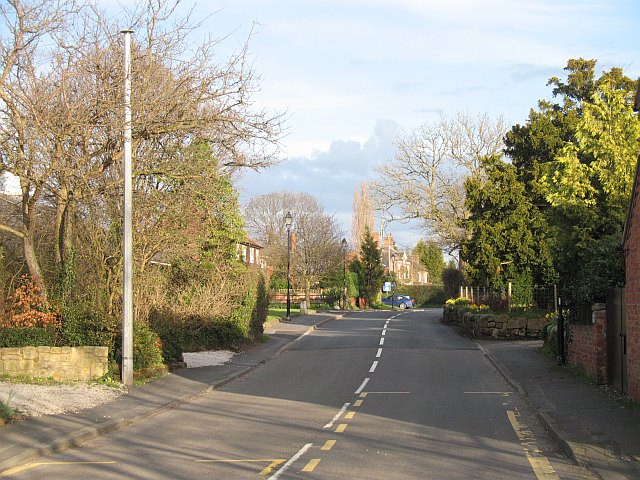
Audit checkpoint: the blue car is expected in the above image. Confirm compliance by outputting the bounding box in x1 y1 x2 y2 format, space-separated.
382 294 414 309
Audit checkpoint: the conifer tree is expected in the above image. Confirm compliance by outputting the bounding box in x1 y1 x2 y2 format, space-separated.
359 226 385 306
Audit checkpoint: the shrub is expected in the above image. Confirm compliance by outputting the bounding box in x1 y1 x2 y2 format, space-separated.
0 327 58 347
2 276 59 329
395 285 447 306
149 270 269 364
150 311 246 364
442 268 466 299
132 320 164 370
59 304 117 348
0 392 15 422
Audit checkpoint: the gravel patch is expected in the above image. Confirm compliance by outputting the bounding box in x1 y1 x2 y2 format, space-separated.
182 350 235 368
0 381 125 417
0 350 235 418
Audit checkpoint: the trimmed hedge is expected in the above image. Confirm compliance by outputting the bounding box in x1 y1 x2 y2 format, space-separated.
395 284 447 307
150 270 268 364
0 327 58 347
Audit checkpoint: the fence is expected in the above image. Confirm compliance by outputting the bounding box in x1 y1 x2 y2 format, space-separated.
270 289 339 306
459 284 557 313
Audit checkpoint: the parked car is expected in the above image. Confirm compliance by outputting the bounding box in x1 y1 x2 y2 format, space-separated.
381 294 414 309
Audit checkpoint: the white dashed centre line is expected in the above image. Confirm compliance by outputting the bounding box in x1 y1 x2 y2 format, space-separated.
324 403 351 429
355 378 370 395
369 361 378 373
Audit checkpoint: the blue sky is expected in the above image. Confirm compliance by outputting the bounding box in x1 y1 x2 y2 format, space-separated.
8 0 639 251
192 0 639 249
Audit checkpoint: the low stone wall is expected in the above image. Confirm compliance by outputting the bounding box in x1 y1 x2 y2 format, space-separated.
0 346 108 380
442 305 549 339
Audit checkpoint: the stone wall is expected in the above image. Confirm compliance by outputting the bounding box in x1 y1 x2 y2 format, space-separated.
0 346 108 380
567 304 607 384
442 305 549 339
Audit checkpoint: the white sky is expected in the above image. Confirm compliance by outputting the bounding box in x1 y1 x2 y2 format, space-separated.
9 1 640 251
218 0 640 249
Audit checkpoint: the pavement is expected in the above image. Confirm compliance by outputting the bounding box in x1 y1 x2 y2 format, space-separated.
478 339 640 480
0 310 639 480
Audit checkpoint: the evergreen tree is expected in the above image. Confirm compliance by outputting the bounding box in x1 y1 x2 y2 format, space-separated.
413 240 446 284
461 156 555 288
504 59 638 305
359 226 385 306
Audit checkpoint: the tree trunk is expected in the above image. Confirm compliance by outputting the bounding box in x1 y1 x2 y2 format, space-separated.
21 185 47 299
54 185 70 266
23 234 46 297
305 278 311 306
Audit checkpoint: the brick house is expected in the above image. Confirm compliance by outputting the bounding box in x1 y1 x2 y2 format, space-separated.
621 87 640 400
623 158 640 401
238 237 265 269
379 233 430 286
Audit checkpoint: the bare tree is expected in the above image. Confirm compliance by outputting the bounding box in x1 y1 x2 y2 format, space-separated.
0 0 285 298
351 182 375 253
370 112 506 254
244 191 344 303
0 0 78 294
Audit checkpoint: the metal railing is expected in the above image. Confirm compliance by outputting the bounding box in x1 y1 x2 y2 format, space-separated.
459 284 557 313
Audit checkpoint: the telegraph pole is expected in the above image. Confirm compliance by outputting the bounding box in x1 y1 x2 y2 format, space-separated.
121 29 134 386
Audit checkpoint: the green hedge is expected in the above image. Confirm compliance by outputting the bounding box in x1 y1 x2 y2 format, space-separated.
394 285 447 306
59 304 116 348
0 272 269 371
0 327 58 347
149 270 268 364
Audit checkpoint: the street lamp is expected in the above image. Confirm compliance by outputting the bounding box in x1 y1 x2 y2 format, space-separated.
390 253 396 310
341 238 347 310
285 212 293 321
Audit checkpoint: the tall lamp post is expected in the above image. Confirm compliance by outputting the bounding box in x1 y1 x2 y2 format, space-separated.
285 212 293 321
121 28 134 386
390 253 396 310
341 238 347 310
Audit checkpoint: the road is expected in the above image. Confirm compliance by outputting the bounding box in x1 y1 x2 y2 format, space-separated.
2 309 594 479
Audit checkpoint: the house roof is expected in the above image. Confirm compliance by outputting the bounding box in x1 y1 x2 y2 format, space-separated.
239 236 265 249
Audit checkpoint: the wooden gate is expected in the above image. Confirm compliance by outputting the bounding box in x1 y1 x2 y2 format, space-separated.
607 288 627 393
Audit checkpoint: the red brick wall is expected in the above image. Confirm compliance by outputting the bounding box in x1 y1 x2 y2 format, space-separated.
568 308 608 384
624 170 640 401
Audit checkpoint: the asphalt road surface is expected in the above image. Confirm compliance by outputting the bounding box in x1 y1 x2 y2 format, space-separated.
2 309 595 479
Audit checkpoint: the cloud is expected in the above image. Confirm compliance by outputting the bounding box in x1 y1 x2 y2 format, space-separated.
237 119 401 227
237 118 425 248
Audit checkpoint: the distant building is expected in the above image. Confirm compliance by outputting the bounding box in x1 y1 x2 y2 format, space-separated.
238 237 265 269
379 233 429 286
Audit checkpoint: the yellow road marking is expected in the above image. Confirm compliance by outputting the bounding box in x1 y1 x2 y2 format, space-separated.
196 458 286 463
195 458 285 476
359 392 368 398
321 440 336 451
301 458 321 472
335 423 348 433
507 411 559 480
1 462 116 476
345 412 355 419
354 399 363 407
260 460 286 476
